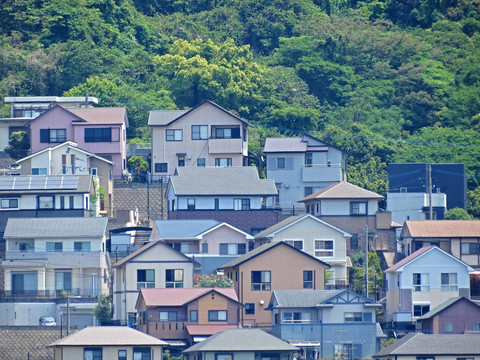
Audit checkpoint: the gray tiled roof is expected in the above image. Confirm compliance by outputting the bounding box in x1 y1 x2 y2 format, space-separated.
374 333 480 357
0 327 60 360
183 328 298 352
271 290 343 308
300 181 383 201
154 219 221 238
4 217 108 238
48 326 167 347
170 167 278 196
148 110 189 126
263 137 307 153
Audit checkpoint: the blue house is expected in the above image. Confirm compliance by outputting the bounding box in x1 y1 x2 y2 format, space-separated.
267 289 384 360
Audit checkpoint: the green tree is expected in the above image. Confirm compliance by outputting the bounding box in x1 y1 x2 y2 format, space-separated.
195 274 234 288
445 207 473 220
468 187 480 219
5 131 29 160
128 155 149 172
349 251 383 298
94 293 112 322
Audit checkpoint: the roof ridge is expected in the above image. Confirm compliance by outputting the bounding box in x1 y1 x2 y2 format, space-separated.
392 332 422 354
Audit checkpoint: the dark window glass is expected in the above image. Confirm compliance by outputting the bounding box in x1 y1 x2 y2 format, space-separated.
85 128 111 142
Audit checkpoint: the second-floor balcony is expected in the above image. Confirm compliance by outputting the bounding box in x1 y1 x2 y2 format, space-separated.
4 251 106 268
271 322 322 341
0 288 100 301
302 164 343 182
209 137 247 155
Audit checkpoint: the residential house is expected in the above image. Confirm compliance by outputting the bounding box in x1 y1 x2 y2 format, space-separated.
150 219 254 275
299 181 400 255
400 220 480 269
136 288 242 348
263 135 346 214
48 326 166 360
149 100 249 180
167 166 280 235
254 214 351 288
28 105 128 179
387 163 467 224
267 289 383 360
218 242 329 328
0 96 98 153
385 246 473 327
373 332 480 360
183 328 298 360
417 296 480 334
16 141 114 216
0 217 109 328
112 240 199 325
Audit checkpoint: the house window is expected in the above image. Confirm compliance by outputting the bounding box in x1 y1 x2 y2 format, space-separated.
245 303 255 314
192 125 208 140
187 198 196 210
19 242 34 251
304 187 314 197
1 199 18 209
413 304 430 317
202 243 208 254
344 312 363 322
474 323 480 331
277 158 285 169
251 271 271 291
208 310 227 321
441 273 458 291
233 198 250 210
190 310 198 322
166 129 183 141
445 322 453 332
417 358 435 360
303 270 313 289
413 273 430 292
38 196 54 209
215 127 240 139
137 269 155 289
267 157 293 170
32 168 47 175
215 158 232 167
74 241 91 252
220 243 246 255
155 163 168 173
334 344 362 360
55 271 72 291
40 129 66 143
90 168 98 176
85 128 112 142
159 311 177 321
46 242 62 252
12 272 37 293
178 156 185 167
197 158 205 167
133 347 151 360
285 240 303 250
283 312 310 324
350 201 367 215
305 152 313 167
166 269 183 288
215 354 233 360
69 196 74 209
84 348 102 360
315 240 334 257
461 242 480 255
350 235 359 250
118 350 127 360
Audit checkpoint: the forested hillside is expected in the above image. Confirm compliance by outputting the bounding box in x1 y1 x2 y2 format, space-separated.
2 0 480 215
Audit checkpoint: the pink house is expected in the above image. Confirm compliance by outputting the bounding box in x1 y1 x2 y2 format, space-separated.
29 106 128 179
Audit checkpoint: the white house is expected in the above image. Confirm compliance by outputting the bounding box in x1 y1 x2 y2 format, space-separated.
0 217 109 327
263 135 347 213
385 246 473 324
254 214 351 288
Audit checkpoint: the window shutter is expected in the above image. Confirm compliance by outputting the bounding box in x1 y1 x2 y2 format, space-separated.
40 129 49 143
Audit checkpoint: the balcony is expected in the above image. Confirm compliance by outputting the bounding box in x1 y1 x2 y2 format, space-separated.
209 138 246 155
0 288 100 302
301 164 343 182
4 251 106 268
272 322 323 341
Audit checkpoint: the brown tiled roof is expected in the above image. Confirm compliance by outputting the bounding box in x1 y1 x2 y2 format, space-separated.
69 107 127 126
186 324 241 336
385 245 433 272
404 220 480 238
139 288 239 307
0 328 60 360
299 181 383 202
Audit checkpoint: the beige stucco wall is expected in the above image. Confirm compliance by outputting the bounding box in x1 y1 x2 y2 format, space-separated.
202 224 250 255
53 345 163 360
151 102 248 176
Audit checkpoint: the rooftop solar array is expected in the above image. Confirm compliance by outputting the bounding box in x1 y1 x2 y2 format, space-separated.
0 176 79 191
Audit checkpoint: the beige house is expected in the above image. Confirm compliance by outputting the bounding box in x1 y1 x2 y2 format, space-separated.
254 214 351 288
16 141 114 216
112 240 199 325
218 242 329 329
48 326 166 360
149 100 249 180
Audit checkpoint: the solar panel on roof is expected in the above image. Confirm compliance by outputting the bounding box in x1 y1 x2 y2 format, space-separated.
45 177 63 189
13 177 31 189
62 176 79 189
29 177 46 189
0 177 14 190
0 176 80 190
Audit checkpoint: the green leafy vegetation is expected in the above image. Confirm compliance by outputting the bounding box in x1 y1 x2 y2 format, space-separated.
2 0 480 215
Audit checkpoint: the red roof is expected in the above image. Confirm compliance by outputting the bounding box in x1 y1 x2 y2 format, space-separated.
69 107 128 125
139 288 239 307
385 246 433 272
186 324 242 336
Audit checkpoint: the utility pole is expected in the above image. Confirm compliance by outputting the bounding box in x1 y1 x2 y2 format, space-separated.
428 164 433 220
364 225 369 299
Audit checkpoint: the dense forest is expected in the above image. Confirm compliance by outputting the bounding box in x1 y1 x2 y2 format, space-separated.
2 0 480 216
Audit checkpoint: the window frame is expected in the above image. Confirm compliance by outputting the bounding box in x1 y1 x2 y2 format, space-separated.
165 269 184 288
285 240 303 250
350 201 367 215
159 311 177 321
74 241 91 252
154 163 168 173
413 304 430 317
197 158 206 167
1 198 18 209
46 242 63 252
190 310 198 322
441 272 458 291
84 127 112 142
413 273 430 292
133 347 152 360
118 350 127 360
84 347 102 360
137 269 155 289
187 198 196 210
38 195 54 209
233 198 250 210
314 239 334 257
208 310 227 321
215 353 233 360
251 270 271 291
245 303 255 315
303 270 313 289
166 129 183 141
192 125 208 140
41 128 67 143
215 158 232 167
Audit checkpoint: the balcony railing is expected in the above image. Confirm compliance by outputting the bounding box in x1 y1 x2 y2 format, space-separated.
0 288 100 301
